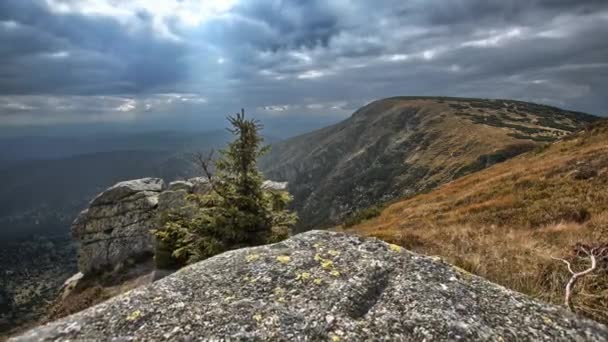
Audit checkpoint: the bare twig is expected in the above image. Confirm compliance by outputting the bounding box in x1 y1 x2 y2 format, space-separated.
192 149 215 182
191 149 220 195
552 246 600 311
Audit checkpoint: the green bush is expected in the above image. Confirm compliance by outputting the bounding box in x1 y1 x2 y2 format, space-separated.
343 205 385 227
153 110 297 268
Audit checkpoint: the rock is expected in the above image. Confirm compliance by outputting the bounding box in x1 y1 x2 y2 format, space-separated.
167 181 193 192
89 178 165 206
262 180 288 192
157 189 190 213
187 177 212 194
72 179 164 275
13 231 608 341
57 273 84 300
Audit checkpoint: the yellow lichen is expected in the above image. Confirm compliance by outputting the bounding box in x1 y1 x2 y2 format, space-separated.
330 270 341 277
296 272 312 281
274 287 285 296
313 278 323 285
126 310 141 322
253 314 263 322
314 253 323 261
246 254 261 262
328 250 340 256
313 243 323 249
389 244 402 253
321 259 334 269
330 334 341 342
276 255 291 264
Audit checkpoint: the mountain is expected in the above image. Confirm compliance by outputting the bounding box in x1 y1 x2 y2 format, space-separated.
0 130 229 164
347 119 608 324
262 96 599 230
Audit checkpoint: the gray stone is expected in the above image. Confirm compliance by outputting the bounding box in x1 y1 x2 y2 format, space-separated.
13 231 608 341
72 179 164 275
90 178 165 206
262 180 288 191
187 177 212 194
157 190 189 213
167 180 194 192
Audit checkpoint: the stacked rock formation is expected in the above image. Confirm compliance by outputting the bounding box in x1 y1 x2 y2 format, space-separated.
71 178 165 275
71 178 287 275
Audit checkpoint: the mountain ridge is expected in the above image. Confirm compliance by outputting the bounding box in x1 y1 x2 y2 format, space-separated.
262 96 599 230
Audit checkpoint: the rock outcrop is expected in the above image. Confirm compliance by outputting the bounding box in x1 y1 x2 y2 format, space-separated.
72 178 165 275
71 177 217 275
14 231 608 341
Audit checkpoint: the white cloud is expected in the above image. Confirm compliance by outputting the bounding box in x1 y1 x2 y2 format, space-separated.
0 20 20 29
422 50 435 60
115 99 136 112
297 70 327 79
44 51 70 59
385 54 409 62
462 28 523 48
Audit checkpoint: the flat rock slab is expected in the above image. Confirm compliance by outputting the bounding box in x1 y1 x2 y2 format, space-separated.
90 178 165 206
14 231 608 341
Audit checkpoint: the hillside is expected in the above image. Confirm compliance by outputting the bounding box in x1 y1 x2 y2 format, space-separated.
262 97 598 230
347 120 608 323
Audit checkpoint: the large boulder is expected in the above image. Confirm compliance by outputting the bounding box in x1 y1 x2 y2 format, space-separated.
14 231 608 341
72 178 165 275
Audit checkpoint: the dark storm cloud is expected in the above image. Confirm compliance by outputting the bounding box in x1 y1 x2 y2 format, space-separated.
0 1 187 95
0 0 607 127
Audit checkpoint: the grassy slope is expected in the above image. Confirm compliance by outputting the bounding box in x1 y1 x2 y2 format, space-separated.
263 97 597 230
347 120 608 324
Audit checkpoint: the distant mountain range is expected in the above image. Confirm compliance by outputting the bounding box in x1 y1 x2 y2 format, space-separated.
261 96 599 230
0 130 237 242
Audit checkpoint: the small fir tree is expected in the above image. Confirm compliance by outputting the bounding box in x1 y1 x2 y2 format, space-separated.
153 110 296 267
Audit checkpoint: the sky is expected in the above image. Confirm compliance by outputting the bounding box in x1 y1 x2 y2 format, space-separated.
0 0 607 134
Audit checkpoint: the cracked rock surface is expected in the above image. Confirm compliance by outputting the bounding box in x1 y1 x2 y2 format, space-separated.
13 231 608 341
71 178 165 274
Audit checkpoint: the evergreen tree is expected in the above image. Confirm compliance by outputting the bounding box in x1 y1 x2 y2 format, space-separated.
153 110 296 267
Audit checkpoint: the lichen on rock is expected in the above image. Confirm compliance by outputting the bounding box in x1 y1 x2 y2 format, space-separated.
13 231 608 341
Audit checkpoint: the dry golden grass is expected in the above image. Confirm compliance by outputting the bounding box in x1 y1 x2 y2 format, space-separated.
347 121 608 324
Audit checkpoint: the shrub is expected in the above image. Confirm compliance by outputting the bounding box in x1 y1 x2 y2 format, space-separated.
343 205 384 227
153 110 297 267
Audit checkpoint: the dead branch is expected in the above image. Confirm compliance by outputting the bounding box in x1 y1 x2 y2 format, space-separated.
192 149 215 183
552 246 606 311
191 149 221 195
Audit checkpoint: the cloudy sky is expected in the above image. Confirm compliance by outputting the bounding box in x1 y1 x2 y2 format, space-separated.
0 0 607 133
